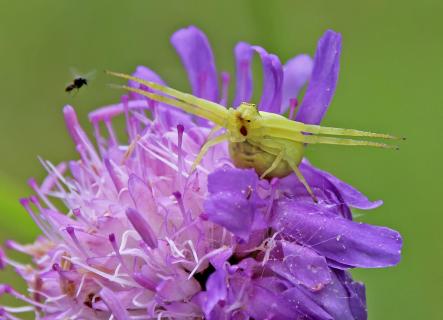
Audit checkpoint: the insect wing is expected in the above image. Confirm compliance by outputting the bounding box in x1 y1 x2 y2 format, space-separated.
70 68 96 80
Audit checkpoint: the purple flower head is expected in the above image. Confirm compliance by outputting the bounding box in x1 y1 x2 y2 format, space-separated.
0 26 402 320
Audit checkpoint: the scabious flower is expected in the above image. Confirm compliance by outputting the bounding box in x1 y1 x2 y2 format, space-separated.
0 26 402 319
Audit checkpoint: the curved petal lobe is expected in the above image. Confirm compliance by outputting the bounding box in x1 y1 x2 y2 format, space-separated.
301 160 383 210
296 30 342 125
128 66 192 129
205 167 263 241
273 241 332 291
233 43 283 113
171 26 219 102
273 199 402 268
233 42 253 106
303 270 367 320
128 65 165 100
281 54 313 113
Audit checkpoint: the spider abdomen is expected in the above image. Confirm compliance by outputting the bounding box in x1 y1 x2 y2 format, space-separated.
228 140 303 178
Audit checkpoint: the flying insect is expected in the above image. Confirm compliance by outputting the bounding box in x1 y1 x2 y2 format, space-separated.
65 77 88 93
107 70 403 202
65 69 95 93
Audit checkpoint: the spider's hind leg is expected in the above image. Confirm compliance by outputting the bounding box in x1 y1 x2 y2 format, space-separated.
289 163 318 203
258 139 318 203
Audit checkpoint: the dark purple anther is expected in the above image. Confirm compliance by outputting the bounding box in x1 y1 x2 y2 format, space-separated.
173 191 190 223
172 191 182 200
29 195 39 205
73 208 81 217
177 124 184 136
19 198 30 209
108 232 132 275
108 233 116 244
27 178 37 189
66 226 75 236
66 226 89 258
0 284 12 295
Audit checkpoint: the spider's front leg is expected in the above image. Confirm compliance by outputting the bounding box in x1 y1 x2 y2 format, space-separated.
190 133 229 172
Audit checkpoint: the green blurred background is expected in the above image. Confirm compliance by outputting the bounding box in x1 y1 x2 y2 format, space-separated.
0 0 441 319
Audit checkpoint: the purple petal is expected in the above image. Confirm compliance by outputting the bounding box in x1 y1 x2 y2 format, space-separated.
296 30 342 125
99 287 130 320
273 199 402 268
156 270 200 301
279 160 383 217
204 191 255 241
162 301 202 319
281 54 313 113
128 65 165 100
233 42 253 106
233 44 283 113
209 247 233 269
88 99 150 123
207 166 259 194
205 167 264 240
335 270 367 320
261 51 283 113
133 265 158 291
127 66 193 129
301 161 383 210
63 105 83 147
132 271 156 291
303 269 367 320
281 286 334 320
247 277 333 319
246 279 296 319
156 105 194 130
201 269 227 317
63 105 100 163
171 26 219 102
271 241 332 291
127 174 156 215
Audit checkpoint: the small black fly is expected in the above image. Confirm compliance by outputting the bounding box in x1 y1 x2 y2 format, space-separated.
65 77 88 93
65 69 95 93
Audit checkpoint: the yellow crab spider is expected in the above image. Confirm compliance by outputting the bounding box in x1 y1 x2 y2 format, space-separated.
107 71 402 202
